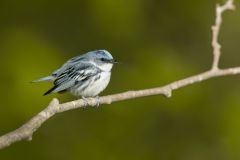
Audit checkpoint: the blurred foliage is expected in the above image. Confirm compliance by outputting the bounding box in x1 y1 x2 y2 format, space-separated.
0 0 240 159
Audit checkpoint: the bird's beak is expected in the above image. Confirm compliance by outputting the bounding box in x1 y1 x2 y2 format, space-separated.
110 59 119 64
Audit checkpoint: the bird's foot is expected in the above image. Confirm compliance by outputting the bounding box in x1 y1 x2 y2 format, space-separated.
95 96 101 107
81 96 100 108
81 96 88 108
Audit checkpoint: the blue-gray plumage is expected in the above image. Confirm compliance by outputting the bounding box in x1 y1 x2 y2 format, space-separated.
32 50 117 97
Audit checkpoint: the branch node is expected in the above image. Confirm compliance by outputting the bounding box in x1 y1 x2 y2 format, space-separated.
49 98 60 108
163 88 172 98
39 111 50 118
211 66 220 72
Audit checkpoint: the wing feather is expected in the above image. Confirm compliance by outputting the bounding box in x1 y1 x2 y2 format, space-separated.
44 63 101 95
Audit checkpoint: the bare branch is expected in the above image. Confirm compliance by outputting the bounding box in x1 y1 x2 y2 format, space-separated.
0 99 59 148
211 0 235 70
0 0 237 150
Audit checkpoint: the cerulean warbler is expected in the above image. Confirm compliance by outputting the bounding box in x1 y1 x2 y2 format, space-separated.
32 50 117 97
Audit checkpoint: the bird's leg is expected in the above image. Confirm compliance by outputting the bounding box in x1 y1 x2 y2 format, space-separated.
81 96 88 108
95 96 100 107
81 96 100 108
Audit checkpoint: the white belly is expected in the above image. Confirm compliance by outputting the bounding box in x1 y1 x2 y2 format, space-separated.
70 72 111 97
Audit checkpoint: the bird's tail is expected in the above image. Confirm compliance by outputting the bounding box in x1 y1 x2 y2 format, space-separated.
31 75 55 83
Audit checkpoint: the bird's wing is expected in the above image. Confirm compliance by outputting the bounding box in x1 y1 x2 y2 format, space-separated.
51 55 86 76
44 63 101 95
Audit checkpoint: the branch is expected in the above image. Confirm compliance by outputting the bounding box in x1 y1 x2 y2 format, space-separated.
211 0 235 70
0 0 237 150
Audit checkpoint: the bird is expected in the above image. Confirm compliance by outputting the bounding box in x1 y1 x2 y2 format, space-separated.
32 50 117 98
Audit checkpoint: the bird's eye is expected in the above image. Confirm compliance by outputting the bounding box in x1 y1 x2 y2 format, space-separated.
100 58 106 61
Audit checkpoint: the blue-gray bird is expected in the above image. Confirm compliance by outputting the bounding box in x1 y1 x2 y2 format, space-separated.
32 50 117 97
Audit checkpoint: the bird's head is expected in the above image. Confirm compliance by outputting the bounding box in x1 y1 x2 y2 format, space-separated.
86 50 118 71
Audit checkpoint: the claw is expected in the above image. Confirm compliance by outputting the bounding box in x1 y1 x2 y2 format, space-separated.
81 96 101 108
81 96 88 108
95 96 100 107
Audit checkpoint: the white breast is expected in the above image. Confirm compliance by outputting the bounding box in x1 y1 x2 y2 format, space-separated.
70 72 111 97
98 63 113 72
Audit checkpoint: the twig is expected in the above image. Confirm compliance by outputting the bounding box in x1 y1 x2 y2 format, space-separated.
211 0 235 70
0 0 237 150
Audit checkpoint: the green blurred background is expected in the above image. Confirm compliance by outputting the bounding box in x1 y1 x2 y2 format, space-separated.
0 0 240 159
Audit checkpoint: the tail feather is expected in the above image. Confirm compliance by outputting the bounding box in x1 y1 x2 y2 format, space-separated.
43 85 58 96
31 76 54 83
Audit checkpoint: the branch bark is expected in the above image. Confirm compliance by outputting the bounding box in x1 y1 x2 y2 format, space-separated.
211 0 235 70
0 0 237 150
